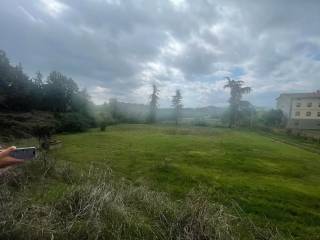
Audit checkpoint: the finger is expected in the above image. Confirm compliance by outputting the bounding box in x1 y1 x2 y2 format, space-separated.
0 146 16 158
2 156 24 163
0 158 24 168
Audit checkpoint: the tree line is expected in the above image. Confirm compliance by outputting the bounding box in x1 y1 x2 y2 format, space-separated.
145 80 249 127
145 79 283 128
148 85 183 125
0 49 284 135
0 50 94 134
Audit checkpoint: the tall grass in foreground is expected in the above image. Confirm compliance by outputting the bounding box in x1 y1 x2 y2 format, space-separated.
0 155 285 240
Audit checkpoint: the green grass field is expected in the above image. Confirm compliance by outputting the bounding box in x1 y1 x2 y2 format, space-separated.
52 124 320 239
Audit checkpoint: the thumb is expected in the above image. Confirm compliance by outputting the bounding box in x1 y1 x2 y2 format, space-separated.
0 146 16 158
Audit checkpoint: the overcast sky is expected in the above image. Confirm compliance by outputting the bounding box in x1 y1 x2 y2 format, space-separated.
1 0 320 107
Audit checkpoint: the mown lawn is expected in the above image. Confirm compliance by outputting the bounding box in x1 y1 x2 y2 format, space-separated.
53 124 320 239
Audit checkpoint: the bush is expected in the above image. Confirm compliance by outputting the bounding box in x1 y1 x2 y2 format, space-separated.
0 111 57 139
192 118 209 127
99 116 116 131
100 121 107 131
261 109 286 128
56 112 93 133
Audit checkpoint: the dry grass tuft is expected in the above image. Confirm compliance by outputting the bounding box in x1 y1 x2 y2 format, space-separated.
0 156 285 240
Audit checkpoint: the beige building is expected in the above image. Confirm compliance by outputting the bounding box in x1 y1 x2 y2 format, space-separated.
277 91 320 129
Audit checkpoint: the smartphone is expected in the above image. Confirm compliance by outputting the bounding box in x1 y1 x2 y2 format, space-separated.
9 147 36 160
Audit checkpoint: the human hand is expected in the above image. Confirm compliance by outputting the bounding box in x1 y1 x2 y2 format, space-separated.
0 146 24 169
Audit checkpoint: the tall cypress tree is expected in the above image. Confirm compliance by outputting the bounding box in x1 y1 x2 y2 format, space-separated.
172 89 183 125
148 84 159 123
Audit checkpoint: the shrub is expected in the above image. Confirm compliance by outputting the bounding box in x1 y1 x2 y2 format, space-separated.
99 116 116 131
55 112 92 133
192 118 209 127
0 111 57 139
100 121 107 131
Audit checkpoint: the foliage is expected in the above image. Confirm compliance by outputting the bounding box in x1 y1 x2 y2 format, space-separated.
237 101 256 127
0 50 94 134
99 121 107 131
0 50 33 111
97 100 148 124
171 89 183 125
224 77 252 127
261 109 286 127
0 111 57 139
96 103 114 129
43 71 79 112
55 112 93 133
191 117 210 127
96 101 224 124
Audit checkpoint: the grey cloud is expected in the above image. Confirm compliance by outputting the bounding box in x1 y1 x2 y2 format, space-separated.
0 0 319 107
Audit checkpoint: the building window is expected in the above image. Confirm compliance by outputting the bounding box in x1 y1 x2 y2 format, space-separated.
318 103 320 108
296 102 301 107
295 111 300 116
307 102 312 107
306 111 312 117
318 112 320 117
294 121 299 126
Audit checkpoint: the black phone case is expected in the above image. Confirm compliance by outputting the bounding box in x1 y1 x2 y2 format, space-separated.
9 148 36 160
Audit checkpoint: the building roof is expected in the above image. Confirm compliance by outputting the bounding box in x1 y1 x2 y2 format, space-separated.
277 91 320 100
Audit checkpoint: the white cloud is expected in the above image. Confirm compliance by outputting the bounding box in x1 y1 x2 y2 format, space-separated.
89 86 111 105
39 0 68 18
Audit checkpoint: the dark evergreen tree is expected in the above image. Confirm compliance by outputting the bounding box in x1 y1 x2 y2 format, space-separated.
33 71 43 87
0 50 95 133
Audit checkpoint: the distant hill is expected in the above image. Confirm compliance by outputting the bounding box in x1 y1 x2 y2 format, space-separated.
95 101 225 122
182 106 225 118
158 106 225 121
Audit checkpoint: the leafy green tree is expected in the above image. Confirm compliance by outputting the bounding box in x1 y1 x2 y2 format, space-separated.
56 112 91 132
238 101 256 127
44 71 79 112
71 89 91 114
262 109 285 127
224 77 251 127
171 89 183 125
148 84 159 123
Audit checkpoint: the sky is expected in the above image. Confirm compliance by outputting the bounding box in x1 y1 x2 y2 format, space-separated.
0 0 320 108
